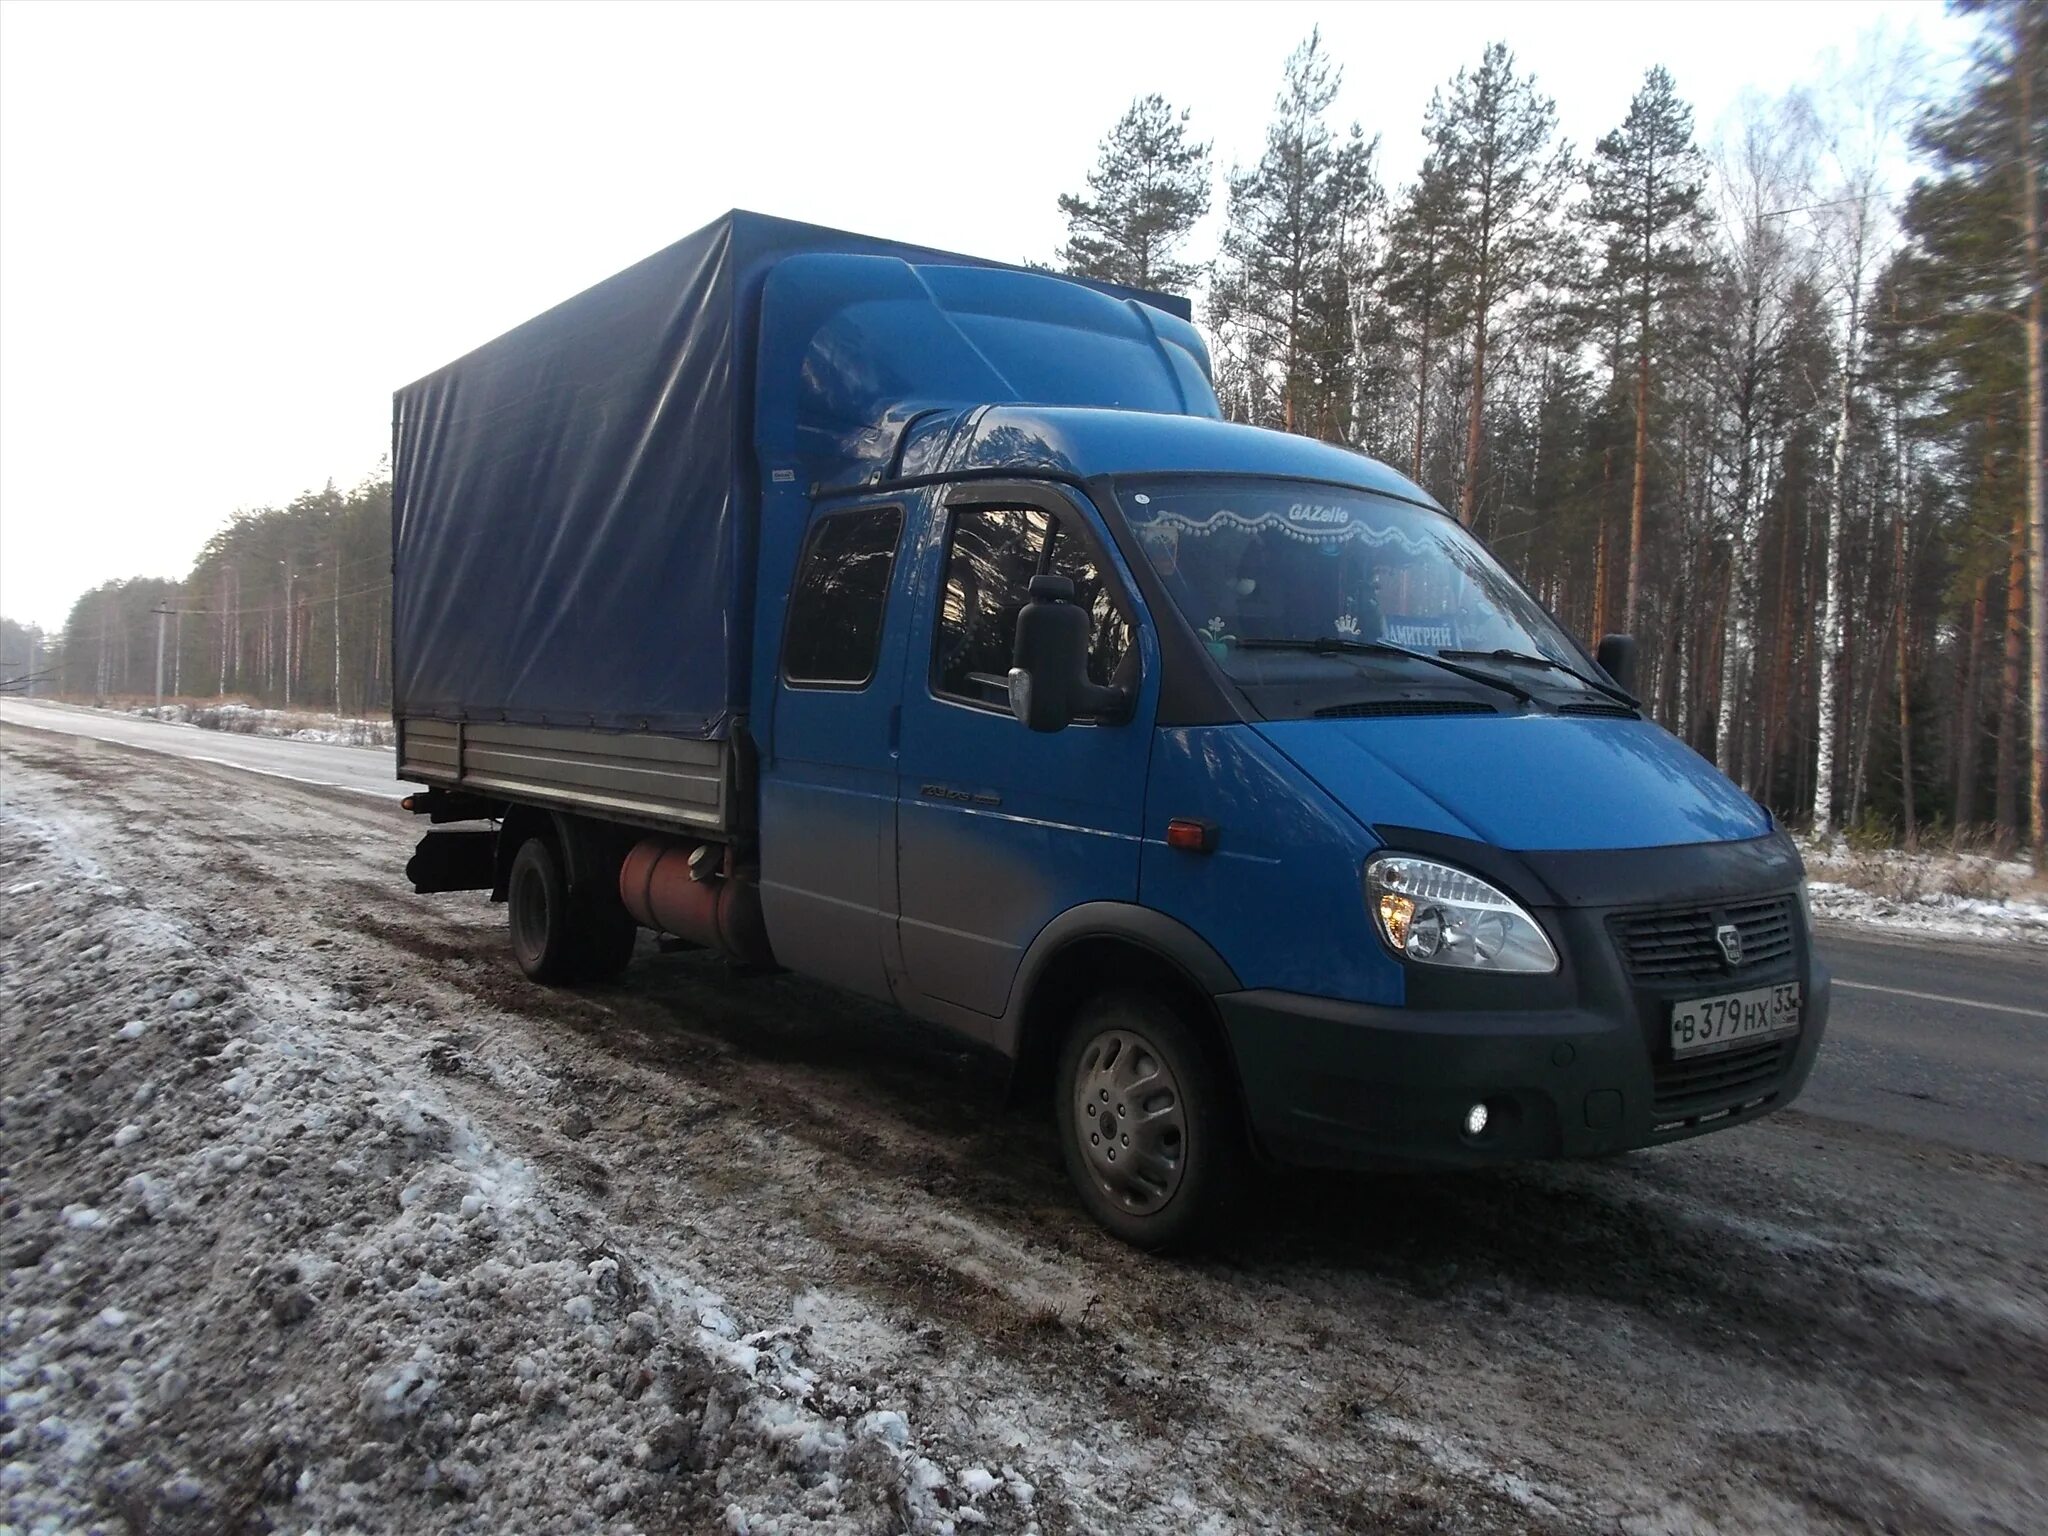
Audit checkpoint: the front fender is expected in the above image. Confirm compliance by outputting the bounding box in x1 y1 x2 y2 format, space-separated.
994 899 1240 1057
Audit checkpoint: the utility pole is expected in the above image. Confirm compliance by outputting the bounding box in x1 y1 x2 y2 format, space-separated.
333 554 343 726
280 558 294 709
151 604 174 713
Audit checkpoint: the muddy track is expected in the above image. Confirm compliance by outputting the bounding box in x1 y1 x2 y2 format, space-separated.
6 725 2044 1534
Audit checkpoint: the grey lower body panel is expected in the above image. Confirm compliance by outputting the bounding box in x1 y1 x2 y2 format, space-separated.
398 716 733 835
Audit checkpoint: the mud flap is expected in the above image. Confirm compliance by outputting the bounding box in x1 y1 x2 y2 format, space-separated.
407 829 497 894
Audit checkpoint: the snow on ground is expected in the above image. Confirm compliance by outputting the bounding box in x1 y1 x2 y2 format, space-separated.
120 700 395 749
0 801 1023 1535
1801 839 2048 946
4 723 2045 1536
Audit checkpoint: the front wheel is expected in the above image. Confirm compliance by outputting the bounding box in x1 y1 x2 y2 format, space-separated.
1055 992 1244 1251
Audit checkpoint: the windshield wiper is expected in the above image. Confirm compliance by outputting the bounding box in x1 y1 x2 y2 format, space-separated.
1234 637 1533 704
1441 648 1640 709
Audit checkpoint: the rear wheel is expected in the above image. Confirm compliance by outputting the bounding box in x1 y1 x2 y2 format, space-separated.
508 833 640 983
1055 991 1243 1251
507 836 579 983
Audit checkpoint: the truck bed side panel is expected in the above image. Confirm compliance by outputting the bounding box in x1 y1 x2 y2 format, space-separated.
398 718 730 834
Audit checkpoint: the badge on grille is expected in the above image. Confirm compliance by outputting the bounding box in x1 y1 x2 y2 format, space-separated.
1715 922 1743 968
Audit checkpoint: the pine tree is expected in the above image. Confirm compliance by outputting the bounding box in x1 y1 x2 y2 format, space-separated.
1905 0 2046 864
1425 42 1574 527
1057 94 1212 293
1899 103 2026 845
1584 66 1709 633
1382 152 1466 481
1211 30 1381 440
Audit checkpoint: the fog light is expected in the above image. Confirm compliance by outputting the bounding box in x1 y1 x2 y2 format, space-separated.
1463 1102 1490 1138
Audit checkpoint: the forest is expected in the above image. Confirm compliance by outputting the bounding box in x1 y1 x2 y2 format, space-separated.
9 2 2042 863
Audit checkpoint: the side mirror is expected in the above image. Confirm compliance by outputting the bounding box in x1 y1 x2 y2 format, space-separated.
1009 575 1126 733
1596 633 1638 696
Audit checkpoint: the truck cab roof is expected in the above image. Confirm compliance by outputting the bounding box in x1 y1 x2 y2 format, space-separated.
891 404 1447 513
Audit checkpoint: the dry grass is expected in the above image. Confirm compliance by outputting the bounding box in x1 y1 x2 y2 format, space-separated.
1803 840 2044 908
1939 860 2010 903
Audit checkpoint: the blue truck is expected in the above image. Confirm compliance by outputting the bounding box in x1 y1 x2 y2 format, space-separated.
393 211 1830 1248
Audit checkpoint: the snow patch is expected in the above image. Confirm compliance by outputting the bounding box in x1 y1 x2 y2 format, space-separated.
123 700 396 749
1802 838 2048 946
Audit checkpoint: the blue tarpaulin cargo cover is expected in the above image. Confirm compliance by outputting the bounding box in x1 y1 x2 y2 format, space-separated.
392 210 1207 739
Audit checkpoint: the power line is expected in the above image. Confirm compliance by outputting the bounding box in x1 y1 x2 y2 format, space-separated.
138 579 393 620
1762 192 1882 219
195 547 392 577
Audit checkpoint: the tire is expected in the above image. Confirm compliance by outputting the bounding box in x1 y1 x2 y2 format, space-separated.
1055 991 1244 1251
506 836 580 983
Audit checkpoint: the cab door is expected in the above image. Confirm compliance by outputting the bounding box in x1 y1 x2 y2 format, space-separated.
892 483 1157 1028
759 498 909 1002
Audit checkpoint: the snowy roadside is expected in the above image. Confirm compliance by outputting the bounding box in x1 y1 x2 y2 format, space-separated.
1800 839 2048 946
0 800 1024 1535
3 736 1576 1536
117 700 396 749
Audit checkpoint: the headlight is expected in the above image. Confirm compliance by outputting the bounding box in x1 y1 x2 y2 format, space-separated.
1366 855 1559 973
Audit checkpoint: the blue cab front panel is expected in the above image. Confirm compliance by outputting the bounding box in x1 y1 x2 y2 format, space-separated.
1139 725 1401 1006
1257 714 1772 852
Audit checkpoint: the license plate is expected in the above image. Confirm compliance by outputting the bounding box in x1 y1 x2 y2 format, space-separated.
1670 982 1801 1058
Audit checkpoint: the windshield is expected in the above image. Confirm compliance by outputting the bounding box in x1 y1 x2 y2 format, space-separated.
1117 477 1584 689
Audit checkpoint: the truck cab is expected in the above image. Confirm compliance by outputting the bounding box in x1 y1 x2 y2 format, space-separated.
755 407 1827 1246
394 213 1828 1249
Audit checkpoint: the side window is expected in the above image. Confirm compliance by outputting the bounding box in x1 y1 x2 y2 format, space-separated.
932 506 1132 709
783 506 903 688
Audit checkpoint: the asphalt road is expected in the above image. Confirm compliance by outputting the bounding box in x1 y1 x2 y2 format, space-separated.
1804 926 2046 1163
4 695 2042 1165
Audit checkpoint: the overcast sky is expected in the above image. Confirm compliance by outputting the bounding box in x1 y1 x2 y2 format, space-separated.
0 0 1976 631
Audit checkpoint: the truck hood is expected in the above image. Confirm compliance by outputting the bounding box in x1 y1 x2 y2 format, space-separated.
1256 714 1771 853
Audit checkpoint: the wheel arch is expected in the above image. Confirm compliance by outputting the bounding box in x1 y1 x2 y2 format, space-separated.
492 805 631 905
1000 903 1243 1111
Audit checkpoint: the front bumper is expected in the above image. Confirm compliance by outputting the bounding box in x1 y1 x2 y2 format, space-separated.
1216 960 1831 1170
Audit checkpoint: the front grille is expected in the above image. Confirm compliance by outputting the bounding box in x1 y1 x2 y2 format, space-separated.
1314 699 1498 719
1610 896 1796 982
1653 1037 1793 1119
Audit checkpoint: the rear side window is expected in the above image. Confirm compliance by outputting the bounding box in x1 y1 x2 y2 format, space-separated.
783 507 904 687
932 507 1131 708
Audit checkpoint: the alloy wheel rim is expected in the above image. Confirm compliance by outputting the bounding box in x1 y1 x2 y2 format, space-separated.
1072 1027 1188 1216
